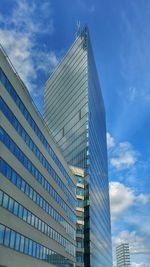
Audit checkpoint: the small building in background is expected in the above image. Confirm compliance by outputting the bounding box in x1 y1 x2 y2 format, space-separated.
116 243 130 267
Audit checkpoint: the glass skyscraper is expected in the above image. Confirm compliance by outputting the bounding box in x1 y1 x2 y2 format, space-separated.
44 26 112 267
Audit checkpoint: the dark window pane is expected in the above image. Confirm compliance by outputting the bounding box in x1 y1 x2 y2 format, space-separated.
14 202 19 216
16 176 21 188
0 191 3 206
39 245 43 259
21 180 25 192
18 205 23 218
36 194 40 205
32 241 36 257
6 165 12 180
33 191 36 202
27 211 31 224
44 224 48 235
28 239 33 256
41 222 44 232
8 198 14 212
36 243 40 258
15 233 21 251
23 208 27 221
0 224 5 244
24 238 29 254
40 197 43 208
12 171 17 184
38 220 41 231
42 247 46 260
35 217 38 229
4 227 10 246
10 230 15 248
31 214 35 226
3 193 9 209
45 248 49 262
29 187 33 199
25 184 29 196
20 235 25 252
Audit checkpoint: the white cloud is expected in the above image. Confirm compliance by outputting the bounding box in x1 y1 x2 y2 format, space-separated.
131 263 149 267
124 213 150 236
36 51 59 73
109 182 150 221
0 0 58 94
137 194 150 204
0 30 36 89
3 0 53 34
125 86 150 104
107 132 115 149
110 141 138 170
110 182 134 220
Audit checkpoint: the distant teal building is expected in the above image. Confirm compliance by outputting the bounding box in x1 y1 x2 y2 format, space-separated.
44 27 112 267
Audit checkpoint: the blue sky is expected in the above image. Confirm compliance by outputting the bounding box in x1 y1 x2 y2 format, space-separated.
0 0 150 266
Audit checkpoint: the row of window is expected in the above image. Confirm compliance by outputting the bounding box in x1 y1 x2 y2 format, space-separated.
0 189 75 256
0 158 75 240
0 96 76 211
0 67 75 193
0 224 74 267
0 126 75 224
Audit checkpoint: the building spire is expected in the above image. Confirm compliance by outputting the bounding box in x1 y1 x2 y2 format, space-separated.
76 20 81 37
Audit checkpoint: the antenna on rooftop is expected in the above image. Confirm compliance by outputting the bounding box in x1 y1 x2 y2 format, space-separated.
76 20 81 37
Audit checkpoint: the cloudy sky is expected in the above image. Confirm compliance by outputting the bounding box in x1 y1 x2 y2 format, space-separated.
0 0 150 266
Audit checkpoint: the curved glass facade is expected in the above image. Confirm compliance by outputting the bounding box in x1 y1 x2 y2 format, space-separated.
44 27 112 267
0 46 76 267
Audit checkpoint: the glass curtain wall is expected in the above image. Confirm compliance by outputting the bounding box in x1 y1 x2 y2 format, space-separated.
44 26 112 267
86 32 112 267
